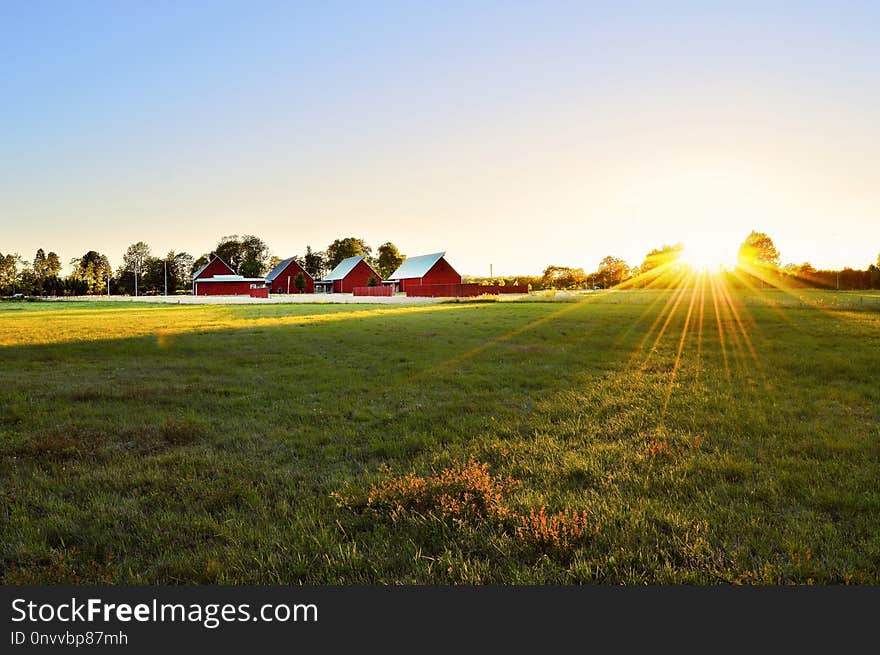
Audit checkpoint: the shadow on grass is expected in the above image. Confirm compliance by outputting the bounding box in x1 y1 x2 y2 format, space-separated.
1 296 878 583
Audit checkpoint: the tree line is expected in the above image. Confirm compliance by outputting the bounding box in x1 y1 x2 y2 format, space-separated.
0 235 407 296
2 230 878 296
469 232 879 292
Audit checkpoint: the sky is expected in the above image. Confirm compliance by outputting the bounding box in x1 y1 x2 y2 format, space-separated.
1 1 879 276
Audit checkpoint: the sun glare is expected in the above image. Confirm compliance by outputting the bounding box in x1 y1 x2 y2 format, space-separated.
679 241 735 272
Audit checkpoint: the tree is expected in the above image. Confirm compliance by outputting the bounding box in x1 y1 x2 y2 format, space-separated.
33 249 47 278
293 271 307 293
0 252 22 295
44 251 61 278
737 231 780 269
597 255 630 288
541 265 587 290
325 237 371 270
375 242 404 279
71 251 111 295
639 243 683 274
869 263 880 290
171 252 194 292
267 255 283 273
122 242 151 296
302 246 326 280
366 275 378 287
215 235 270 277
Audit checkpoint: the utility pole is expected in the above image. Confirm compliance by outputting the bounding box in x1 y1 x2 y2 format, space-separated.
490 263 493 280
164 260 168 296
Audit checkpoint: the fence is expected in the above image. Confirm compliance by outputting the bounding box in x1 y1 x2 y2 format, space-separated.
352 286 394 297
406 283 528 297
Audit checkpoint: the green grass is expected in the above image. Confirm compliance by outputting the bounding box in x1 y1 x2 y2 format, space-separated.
1 290 879 584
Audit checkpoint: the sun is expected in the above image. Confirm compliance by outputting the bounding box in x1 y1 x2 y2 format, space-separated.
679 240 736 272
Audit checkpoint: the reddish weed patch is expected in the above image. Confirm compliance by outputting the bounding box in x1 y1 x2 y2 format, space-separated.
364 458 517 522
516 506 592 554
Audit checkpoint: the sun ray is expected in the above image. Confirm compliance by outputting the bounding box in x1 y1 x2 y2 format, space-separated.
640 272 695 369
708 273 731 382
662 281 698 416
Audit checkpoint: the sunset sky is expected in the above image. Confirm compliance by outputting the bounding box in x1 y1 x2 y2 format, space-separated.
2 1 878 275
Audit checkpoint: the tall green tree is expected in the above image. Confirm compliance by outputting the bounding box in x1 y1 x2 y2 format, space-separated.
375 242 404 279
325 237 371 270
302 246 326 279
0 252 22 294
122 242 151 296
215 235 270 277
171 252 194 291
72 251 112 295
33 249 47 278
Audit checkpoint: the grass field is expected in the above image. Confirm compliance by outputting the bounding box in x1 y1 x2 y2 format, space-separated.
1 289 879 584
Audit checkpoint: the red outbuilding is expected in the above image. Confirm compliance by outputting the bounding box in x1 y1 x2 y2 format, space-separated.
385 252 461 293
315 255 383 294
265 257 314 294
194 275 269 296
192 253 268 296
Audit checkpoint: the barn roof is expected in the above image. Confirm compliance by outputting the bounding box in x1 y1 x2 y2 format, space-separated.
192 253 234 280
323 255 369 281
387 252 446 280
265 257 311 282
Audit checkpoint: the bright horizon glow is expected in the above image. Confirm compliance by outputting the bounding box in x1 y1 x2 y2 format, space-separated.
679 241 737 273
1 3 879 276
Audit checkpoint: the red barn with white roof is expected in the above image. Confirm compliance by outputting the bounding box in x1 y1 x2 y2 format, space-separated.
386 252 461 293
315 255 382 293
265 257 314 294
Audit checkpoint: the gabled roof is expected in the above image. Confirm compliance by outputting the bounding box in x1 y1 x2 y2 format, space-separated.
387 252 446 280
322 255 378 281
193 253 234 280
265 257 311 282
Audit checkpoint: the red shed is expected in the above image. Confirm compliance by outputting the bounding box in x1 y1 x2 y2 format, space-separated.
265 257 314 294
194 275 268 296
315 255 382 294
386 252 461 293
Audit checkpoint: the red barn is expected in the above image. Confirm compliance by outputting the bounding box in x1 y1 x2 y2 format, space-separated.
192 254 268 296
386 252 461 293
315 255 382 294
194 275 269 296
265 257 314 294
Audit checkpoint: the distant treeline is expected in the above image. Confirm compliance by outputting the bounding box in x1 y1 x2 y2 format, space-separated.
0 236 406 296
1 231 878 296
472 233 880 291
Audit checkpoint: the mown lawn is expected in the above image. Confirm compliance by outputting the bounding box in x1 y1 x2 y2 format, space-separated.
1 290 878 583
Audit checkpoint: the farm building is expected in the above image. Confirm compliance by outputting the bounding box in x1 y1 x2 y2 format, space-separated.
265 257 314 294
194 275 268 296
385 252 461 293
192 254 268 296
315 255 383 293
192 253 235 286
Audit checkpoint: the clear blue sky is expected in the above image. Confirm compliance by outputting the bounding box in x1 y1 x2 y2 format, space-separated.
2 1 878 274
